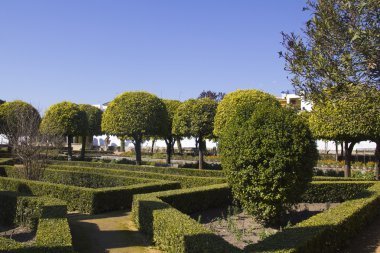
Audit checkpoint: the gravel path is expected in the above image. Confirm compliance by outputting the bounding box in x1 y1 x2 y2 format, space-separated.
68 211 161 253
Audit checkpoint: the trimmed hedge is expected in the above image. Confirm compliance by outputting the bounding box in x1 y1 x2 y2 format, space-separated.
48 164 226 188
1 166 160 188
132 184 240 253
0 192 74 253
132 181 376 253
312 176 372 181
0 175 180 214
0 158 14 165
51 160 225 178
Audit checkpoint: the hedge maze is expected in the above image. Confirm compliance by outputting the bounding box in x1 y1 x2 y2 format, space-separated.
1 161 380 252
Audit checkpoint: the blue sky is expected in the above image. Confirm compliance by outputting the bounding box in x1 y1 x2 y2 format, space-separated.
0 0 310 112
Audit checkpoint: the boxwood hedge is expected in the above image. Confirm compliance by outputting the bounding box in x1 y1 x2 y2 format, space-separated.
132 181 376 253
0 175 180 214
47 164 226 188
51 160 225 177
1 165 160 188
0 191 74 253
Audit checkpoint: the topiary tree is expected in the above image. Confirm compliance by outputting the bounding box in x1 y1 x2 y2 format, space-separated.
214 89 281 137
40 101 87 161
219 102 318 226
310 85 380 178
102 91 168 165
162 99 181 164
173 98 217 169
78 104 103 160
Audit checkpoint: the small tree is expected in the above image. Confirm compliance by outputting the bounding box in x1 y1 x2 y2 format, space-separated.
214 89 280 137
78 104 103 160
162 99 181 164
173 98 217 169
40 102 87 161
102 91 168 165
0 101 64 180
219 102 318 226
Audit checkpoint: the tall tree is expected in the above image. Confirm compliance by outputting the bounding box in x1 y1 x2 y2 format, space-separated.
198 90 226 102
40 102 87 161
281 0 380 102
102 91 168 165
173 98 217 169
162 100 181 164
78 104 103 160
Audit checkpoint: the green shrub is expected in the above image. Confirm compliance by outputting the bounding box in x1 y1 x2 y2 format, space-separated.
51 160 225 177
0 175 180 214
48 164 226 188
132 184 240 253
133 181 376 253
2 165 159 188
220 103 318 225
0 192 73 253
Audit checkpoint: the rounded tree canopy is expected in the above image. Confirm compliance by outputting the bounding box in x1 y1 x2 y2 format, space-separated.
309 85 380 142
162 99 181 138
40 101 87 137
79 104 103 136
220 103 317 225
214 89 280 137
0 100 41 134
173 98 217 139
102 91 168 138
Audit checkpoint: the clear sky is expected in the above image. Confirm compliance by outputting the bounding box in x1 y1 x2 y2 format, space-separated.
0 0 310 112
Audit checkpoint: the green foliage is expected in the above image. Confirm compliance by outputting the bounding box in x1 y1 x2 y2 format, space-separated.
2 165 159 188
213 89 280 136
0 192 73 253
132 184 240 253
0 172 180 214
162 99 181 137
0 100 40 135
47 164 226 188
40 101 87 136
102 91 168 138
220 103 318 225
281 0 380 102
173 98 217 139
79 104 103 136
51 160 225 177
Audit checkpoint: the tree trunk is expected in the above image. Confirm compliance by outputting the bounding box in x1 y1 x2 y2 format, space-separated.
375 141 380 180
344 142 356 177
151 139 156 154
176 137 183 154
120 138 125 152
335 141 339 162
340 142 344 160
80 135 86 160
165 139 172 164
67 135 73 161
198 136 204 170
134 136 142 165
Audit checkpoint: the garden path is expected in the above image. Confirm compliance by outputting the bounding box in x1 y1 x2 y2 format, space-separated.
68 211 161 253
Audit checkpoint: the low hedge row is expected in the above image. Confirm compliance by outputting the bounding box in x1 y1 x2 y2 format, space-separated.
0 175 180 214
0 192 73 253
132 181 375 253
1 165 159 188
312 176 372 181
48 164 226 188
51 160 225 178
0 158 14 165
132 184 240 253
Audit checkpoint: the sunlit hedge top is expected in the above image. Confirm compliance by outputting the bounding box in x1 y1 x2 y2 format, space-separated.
40 101 87 136
101 91 168 138
213 89 280 137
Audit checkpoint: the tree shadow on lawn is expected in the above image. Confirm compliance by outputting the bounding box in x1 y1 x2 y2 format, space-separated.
68 210 161 253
